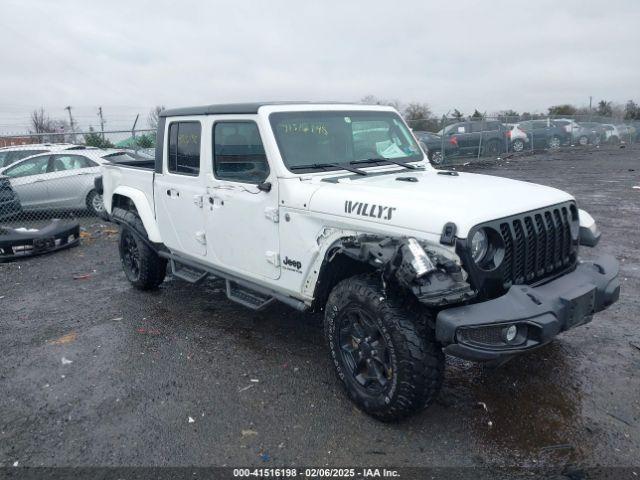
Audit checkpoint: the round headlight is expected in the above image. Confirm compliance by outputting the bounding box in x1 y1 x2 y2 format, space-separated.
504 325 518 342
471 229 488 263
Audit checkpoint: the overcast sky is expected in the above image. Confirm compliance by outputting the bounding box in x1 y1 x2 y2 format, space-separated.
1 0 639 133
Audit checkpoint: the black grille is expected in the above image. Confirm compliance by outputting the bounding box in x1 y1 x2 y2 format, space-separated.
458 325 505 346
499 204 577 287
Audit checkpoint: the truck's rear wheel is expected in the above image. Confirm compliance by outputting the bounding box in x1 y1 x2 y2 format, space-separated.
324 274 444 421
118 213 166 290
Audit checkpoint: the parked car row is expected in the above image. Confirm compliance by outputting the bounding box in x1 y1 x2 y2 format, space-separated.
0 143 154 219
415 118 637 164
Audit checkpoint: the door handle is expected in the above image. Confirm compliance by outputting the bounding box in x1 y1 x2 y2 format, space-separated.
166 188 179 197
208 196 224 207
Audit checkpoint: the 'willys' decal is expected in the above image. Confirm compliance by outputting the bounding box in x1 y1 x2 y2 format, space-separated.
344 200 397 220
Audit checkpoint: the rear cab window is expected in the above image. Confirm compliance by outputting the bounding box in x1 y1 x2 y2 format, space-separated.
167 121 202 176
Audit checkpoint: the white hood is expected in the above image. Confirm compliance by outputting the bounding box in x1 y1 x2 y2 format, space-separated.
306 168 574 238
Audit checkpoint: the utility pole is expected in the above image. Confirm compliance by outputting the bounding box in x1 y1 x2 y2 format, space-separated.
98 106 105 139
131 114 139 148
64 106 76 143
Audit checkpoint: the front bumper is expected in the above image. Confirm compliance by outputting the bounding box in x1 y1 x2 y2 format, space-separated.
435 255 620 361
0 219 80 262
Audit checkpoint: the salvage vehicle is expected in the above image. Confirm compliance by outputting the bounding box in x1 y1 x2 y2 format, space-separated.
0 149 110 215
0 176 21 218
515 120 568 149
99 102 620 421
437 120 508 157
553 119 599 146
0 143 92 168
504 124 529 152
413 131 459 164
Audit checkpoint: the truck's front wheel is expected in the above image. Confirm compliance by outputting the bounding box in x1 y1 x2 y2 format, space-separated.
118 214 167 290
324 274 444 421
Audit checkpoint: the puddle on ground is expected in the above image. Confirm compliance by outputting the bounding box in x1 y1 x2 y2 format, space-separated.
441 341 591 466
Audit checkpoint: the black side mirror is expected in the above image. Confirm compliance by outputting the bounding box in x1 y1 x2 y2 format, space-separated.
257 181 272 193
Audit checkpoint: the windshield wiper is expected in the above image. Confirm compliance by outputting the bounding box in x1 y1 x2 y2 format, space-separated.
351 158 419 170
290 163 368 176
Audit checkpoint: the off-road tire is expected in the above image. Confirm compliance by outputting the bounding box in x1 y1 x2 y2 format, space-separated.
324 274 444 422
118 210 167 290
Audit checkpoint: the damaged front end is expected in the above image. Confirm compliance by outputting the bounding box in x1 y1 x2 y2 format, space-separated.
338 235 476 306
0 219 80 262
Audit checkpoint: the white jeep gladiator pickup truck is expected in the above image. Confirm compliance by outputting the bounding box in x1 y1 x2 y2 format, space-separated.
98 102 620 421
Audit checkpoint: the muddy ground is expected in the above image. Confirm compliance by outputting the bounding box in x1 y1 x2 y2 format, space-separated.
0 146 638 473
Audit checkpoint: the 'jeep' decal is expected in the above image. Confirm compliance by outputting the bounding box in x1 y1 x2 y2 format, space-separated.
283 256 302 272
345 200 397 220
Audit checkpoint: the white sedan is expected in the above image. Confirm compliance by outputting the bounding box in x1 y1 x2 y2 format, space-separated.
0 149 112 215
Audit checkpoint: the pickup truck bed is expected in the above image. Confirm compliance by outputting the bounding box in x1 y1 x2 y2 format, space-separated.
101 163 157 235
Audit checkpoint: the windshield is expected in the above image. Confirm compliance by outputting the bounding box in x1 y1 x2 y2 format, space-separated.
269 111 423 172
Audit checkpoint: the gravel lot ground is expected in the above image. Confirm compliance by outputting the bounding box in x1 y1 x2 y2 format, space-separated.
1 146 638 473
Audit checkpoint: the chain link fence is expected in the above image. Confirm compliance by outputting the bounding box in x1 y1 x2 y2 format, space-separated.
407 114 638 166
0 129 154 254
1 113 638 251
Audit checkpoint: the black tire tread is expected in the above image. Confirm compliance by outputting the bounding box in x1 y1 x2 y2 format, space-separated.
118 210 166 290
324 274 444 422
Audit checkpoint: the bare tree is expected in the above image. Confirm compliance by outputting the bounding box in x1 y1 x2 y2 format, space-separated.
30 108 54 134
403 102 434 131
30 108 70 142
360 95 402 111
147 105 166 130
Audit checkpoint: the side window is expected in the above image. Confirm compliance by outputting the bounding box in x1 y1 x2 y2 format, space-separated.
471 122 498 133
4 156 50 178
51 155 97 172
213 122 268 184
168 122 201 175
0 150 47 168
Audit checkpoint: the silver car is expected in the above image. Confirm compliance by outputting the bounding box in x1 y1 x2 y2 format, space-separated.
0 150 109 215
